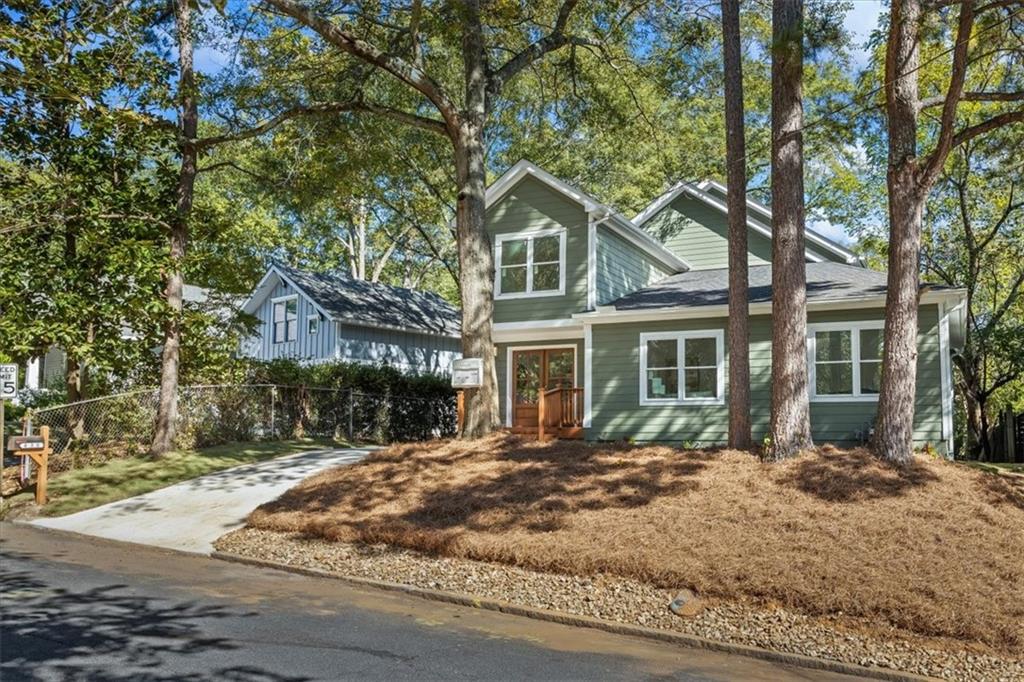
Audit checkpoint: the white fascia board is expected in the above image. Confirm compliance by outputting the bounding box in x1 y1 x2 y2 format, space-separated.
635 181 858 265
265 265 336 323
486 160 600 212
492 318 584 343
572 291 962 326
240 269 282 316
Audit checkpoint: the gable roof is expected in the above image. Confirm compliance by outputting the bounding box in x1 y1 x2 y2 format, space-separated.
243 263 461 337
633 180 862 266
487 160 691 273
582 262 963 318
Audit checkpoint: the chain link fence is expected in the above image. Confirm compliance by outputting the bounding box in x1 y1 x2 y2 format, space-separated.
21 384 456 474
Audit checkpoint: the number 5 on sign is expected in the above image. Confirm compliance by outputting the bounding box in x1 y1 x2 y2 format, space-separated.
0 364 16 400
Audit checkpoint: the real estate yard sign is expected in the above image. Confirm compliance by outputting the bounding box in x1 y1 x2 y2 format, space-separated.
451 358 484 388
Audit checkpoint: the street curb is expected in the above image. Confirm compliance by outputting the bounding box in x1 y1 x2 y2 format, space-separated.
211 550 937 682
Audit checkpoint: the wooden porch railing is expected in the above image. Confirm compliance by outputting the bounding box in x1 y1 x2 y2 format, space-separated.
538 387 584 440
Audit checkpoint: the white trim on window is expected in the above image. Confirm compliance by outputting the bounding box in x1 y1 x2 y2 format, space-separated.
271 295 298 344
307 314 320 335
494 228 567 300
807 320 884 402
638 330 725 406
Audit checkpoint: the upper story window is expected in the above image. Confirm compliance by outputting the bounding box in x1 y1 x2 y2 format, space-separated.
808 321 883 401
494 228 565 299
639 330 724 405
273 296 298 343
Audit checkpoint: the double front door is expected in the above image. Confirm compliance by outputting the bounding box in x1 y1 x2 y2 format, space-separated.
511 348 574 428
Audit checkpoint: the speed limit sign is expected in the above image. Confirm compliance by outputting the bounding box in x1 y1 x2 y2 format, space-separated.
0 364 17 400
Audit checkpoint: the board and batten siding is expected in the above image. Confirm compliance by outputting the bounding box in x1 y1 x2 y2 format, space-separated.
496 338 584 425
487 176 588 323
589 305 946 451
244 279 460 374
337 324 461 374
595 224 673 305
246 280 336 361
643 194 841 269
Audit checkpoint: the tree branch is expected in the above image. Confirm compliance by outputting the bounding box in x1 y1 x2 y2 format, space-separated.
487 0 593 98
950 109 1024 148
921 0 976 186
194 100 446 150
264 0 458 130
919 90 1024 109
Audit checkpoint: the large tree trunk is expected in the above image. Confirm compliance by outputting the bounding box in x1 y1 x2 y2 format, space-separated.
721 0 751 449
151 0 197 457
454 0 499 438
768 0 812 460
873 0 923 465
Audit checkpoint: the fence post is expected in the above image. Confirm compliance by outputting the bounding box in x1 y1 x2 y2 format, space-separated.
346 388 354 442
270 386 277 439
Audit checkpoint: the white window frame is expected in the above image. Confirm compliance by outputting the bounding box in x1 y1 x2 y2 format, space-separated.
307 314 320 335
639 329 725 406
807 320 884 402
494 228 566 300
271 295 298 344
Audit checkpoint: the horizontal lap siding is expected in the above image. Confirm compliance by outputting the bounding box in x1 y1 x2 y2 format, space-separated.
697 185 846 264
488 177 588 323
496 338 584 426
595 225 673 305
589 305 945 451
644 196 773 269
338 324 461 375
248 280 335 361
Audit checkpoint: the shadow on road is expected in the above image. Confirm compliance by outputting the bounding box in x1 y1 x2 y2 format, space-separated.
0 556 309 682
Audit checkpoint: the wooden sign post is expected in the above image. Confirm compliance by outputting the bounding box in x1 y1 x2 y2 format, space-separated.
8 425 51 505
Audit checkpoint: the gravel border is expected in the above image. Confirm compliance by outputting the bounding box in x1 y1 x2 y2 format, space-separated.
215 528 1023 682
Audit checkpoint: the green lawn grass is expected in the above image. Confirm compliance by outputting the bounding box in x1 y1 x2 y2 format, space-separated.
4 438 351 518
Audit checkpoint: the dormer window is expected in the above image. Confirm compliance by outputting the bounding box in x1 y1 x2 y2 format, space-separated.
495 228 566 299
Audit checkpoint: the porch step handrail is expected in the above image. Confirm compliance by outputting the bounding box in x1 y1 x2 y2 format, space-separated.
538 387 584 440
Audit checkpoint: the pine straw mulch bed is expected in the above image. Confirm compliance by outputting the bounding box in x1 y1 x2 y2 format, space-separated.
246 434 1024 657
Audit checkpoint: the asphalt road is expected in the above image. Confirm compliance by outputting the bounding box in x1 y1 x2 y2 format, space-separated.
0 524 856 681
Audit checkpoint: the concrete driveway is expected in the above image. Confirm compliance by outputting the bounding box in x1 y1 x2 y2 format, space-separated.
31 447 371 554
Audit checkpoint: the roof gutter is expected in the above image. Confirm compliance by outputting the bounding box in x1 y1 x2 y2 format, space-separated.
571 289 967 325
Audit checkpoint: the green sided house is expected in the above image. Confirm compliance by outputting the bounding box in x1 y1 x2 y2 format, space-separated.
488 160 967 455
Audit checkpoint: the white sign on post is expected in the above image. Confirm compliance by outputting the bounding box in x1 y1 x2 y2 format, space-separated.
451 358 483 389
0 364 17 400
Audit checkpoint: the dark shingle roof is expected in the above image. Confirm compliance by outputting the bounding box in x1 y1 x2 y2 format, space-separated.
610 262 899 311
275 263 460 336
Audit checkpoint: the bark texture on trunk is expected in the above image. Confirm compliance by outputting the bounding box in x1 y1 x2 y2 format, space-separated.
768 0 813 460
873 0 924 465
151 0 196 457
721 0 751 449
454 0 499 438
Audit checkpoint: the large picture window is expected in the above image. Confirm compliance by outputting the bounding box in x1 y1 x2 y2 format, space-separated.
808 322 884 400
639 330 724 405
495 229 565 298
273 296 298 343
